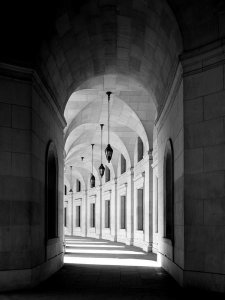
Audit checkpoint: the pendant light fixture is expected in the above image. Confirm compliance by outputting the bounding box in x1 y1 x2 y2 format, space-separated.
105 91 113 163
69 165 73 193
99 124 105 177
90 144 95 188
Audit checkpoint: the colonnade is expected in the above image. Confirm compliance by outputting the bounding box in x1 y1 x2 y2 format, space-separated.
64 152 154 252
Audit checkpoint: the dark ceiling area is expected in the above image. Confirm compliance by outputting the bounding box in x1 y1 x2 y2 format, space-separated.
0 0 224 67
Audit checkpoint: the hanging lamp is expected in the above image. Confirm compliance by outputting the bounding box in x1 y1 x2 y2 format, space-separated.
105 91 113 163
69 165 73 193
90 144 95 188
99 124 105 177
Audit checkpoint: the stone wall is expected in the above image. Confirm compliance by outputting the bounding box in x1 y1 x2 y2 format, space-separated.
0 65 65 291
182 44 225 292
155 64 184 284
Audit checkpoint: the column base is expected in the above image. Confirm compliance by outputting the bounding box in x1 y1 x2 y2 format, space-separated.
133 239 152 252
87 232 100 239
102 233 116 241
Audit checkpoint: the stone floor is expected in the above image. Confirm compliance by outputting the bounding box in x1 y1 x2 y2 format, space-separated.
1 236 224 299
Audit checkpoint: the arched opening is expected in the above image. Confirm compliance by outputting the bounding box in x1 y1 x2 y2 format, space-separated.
137 137 144 162
105 166 110 182
3 0 225 295
46 142 58 240
121 154 126 174
64 207 67 227
164 139 174 241
64 185 67 196
39 0 182 291
76 179 81 192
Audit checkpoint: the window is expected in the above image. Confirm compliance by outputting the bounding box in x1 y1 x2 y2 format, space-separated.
137 188 144 230
76 179 81 192
46 141 58 239
121 154 126 174
90 203 95 228
64 185 67 195
64 207 67 227
76 206 81 227
120 196 126 229
105 200 110 228
105 166 110 182
155 177 159 233
137 137 144 162
164 139 174 240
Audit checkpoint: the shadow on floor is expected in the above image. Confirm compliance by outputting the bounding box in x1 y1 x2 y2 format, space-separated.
1 236 224 300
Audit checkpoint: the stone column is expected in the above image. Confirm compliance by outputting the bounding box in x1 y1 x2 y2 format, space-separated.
113 178 117 241
70 191 74 236
152 145 159 253
126 167 134 245
110 178 117 241
84 189 88 237
143 151 153 252
99 182 103 239
95 186 101 239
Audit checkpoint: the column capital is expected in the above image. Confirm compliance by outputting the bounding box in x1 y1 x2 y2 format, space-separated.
181 39 225 75
143 149 153 161
127 167 134 176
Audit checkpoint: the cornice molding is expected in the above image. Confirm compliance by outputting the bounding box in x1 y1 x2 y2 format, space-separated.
118 182 127 190
181 38 225 76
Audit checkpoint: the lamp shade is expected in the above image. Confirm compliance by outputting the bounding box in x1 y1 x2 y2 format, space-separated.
99 163 105 177
105 144 113 163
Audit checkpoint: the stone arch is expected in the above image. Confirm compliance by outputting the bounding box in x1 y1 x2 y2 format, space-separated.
64 91 150 152
39 0 182 114
65 123 131 170
64 167 86 191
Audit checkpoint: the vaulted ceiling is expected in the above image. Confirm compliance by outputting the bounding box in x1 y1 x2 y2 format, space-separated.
1 0 225 187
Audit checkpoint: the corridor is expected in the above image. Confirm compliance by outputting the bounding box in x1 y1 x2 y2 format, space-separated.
1 237 224 300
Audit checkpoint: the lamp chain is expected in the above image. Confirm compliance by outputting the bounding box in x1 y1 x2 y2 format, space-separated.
100 124 103 163
108 94 110 144
106 91 111 145
91 144 94 175
70 165 72 191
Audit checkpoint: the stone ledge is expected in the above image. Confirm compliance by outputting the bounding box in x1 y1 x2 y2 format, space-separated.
160 253 225 293
0 252 63 292
159 253 184 287
184 269 225 293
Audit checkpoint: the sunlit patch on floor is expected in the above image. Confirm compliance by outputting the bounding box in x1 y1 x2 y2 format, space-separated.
65 249 145 255
66 244 126 248
66 241 108 244
64 256 161 267
64 237 161 268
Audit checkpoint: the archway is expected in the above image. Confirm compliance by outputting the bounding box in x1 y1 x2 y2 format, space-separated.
53 0 182 266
